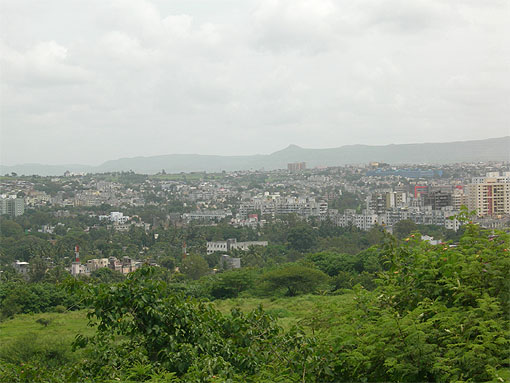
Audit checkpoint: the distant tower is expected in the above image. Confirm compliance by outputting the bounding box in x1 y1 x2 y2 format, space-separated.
71 245 81 276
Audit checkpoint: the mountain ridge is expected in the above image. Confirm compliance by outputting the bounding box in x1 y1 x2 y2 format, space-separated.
2 136 508 176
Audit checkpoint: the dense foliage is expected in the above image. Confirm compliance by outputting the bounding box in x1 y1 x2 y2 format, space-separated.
328 221 510 382
66 267 331 382
1 214 508 382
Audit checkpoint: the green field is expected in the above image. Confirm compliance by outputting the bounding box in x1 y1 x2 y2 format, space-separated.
214 293 354 332
0 310 90 342
0 294 352 354
0 310 92 367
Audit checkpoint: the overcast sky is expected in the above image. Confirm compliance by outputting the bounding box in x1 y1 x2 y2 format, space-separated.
1 0 509 165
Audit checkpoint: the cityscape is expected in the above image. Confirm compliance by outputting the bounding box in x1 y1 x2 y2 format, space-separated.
1 0 508 381
2 159 509 277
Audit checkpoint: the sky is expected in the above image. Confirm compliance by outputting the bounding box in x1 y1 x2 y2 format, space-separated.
0 0 509 165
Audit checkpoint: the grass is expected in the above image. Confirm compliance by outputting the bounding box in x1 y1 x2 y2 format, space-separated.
0 310 93 367
0 294 355 368
0 310 91 343
0 294 353 346
213 293 355 331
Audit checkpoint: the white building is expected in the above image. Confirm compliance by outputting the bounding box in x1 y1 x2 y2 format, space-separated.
0 195 24 217
99 212 130 224
13 260 30 276
207 238 268 254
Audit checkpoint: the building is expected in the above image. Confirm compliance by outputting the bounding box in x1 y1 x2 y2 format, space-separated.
182 209 232 222
329 210 378 231
99 211 130 224
13 260 30 276
288 162 306 172
424 188 453 210
0 195 24 217
86 258 109 272
466 173 510 216
220 254 241 270
386 192 407 209
239 196 327 218
207 238 268 254
452 188 468 211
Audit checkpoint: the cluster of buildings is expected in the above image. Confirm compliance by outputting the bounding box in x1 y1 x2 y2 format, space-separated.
326 171 509 231
1 164 509 238
70 246 144 276
239 193 328 219
182 209 232 222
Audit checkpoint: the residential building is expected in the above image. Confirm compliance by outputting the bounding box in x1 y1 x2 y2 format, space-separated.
288 162 306 172
0 195 24 217
466 173 510 216
207 238 268 254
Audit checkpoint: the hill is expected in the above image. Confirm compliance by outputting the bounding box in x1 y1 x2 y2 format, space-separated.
2 136 508 175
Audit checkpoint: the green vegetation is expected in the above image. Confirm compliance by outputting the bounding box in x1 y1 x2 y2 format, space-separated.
1 207 509 382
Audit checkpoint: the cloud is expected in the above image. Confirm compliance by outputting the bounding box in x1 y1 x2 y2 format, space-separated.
0 0 509 165
0 40 90 87
251 0 339 53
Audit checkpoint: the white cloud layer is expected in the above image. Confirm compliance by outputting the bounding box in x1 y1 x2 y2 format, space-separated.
0 0 509 165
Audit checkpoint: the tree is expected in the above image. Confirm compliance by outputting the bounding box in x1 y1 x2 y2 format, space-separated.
393 219 418 239
0 219 23 238
262 264 329 296
90 267 125 283
159 256 175 271
210 269 255 299
333 221 510 382
180 255 209 280
65 267 332 382
287 225 318 252
29 256 47 283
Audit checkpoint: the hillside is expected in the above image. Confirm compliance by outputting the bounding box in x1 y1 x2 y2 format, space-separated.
2 136 508 175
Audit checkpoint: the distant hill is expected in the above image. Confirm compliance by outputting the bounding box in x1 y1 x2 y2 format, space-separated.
2 137 509 176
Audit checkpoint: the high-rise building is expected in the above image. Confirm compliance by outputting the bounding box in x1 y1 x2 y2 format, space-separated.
0 196 25 217
287 162 306 172
424 187 453 210
467 173 510 216
452 188 468 211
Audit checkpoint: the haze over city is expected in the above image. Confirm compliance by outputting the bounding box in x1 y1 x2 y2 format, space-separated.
1 0 509 166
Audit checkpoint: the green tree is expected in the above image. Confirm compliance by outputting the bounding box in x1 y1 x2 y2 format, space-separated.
90 268 125 283
29 256 47 283
0 219 23 238
65 267 332 382
262 264 329 296
209 269 255 299
180 255 209 280
393 219 418 239
333 221 510 382
287 225 318 252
